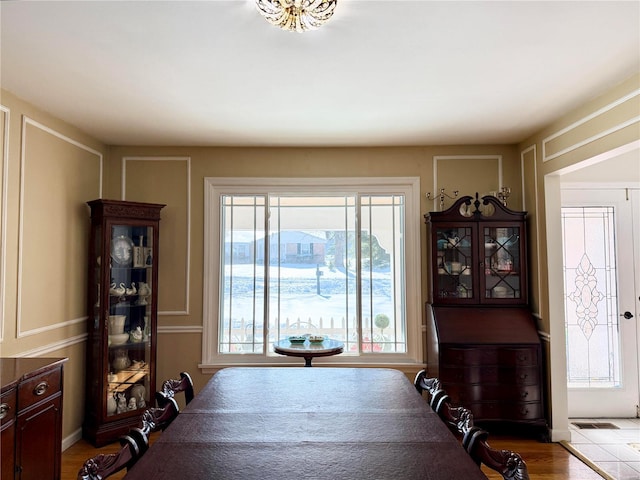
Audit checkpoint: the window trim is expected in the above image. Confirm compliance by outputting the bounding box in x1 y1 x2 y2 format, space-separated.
201 177 423 371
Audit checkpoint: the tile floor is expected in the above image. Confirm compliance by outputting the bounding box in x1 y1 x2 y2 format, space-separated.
569 418 640 480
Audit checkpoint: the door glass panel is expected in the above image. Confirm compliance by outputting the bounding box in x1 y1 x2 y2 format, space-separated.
484 226 521 299
562 206 620 388
434 226 472 299
107 225 153 415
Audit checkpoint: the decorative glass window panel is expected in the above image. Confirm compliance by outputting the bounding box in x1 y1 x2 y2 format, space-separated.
562 206 619 388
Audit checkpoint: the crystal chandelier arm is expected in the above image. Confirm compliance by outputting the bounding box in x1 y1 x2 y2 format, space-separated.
256 0 338 32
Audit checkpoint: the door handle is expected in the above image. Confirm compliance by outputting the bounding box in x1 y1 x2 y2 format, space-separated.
621 311 634 319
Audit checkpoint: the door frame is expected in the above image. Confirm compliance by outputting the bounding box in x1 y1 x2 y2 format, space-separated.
544 140 640 442
561 187 639 417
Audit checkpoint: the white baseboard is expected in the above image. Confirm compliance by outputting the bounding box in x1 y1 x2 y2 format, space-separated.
62 428 83 452
550 427 571 442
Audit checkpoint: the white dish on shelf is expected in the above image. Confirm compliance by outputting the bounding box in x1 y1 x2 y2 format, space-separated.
111 235 134 265
109 333 129 345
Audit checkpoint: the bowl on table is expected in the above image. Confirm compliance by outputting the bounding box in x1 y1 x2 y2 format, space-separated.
288 335 307 343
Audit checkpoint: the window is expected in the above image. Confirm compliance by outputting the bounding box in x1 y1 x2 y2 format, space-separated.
202 177 422 367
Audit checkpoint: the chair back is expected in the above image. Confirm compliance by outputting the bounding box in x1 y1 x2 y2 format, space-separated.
140 396 180 434
415 370 529 479
463 427 530 480
155 371 194 407
414 369 440 395
77 430 148 479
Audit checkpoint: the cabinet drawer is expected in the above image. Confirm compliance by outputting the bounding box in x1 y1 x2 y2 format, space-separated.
440 365 539 385
470 401 543 421
447 383 541 403
499 348 538 366
441 346 538 366
441 348 497 365
0 389 17 426
18 367 62 411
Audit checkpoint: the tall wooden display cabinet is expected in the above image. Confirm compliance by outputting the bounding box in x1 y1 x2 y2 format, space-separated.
83 199 164 446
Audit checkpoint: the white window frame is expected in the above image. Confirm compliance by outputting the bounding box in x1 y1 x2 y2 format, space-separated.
201 177 423 371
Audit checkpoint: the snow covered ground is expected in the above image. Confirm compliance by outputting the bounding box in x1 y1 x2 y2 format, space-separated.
223 263 394 327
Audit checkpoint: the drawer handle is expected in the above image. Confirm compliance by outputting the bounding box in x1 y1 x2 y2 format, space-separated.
521 391 529 398
34 381 49 396
519 373 528 380
0 403 10 419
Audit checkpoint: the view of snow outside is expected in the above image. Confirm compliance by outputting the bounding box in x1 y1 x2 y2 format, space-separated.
221 263 404 354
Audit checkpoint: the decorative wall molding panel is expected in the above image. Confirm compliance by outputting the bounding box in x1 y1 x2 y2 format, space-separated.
15 332 87 357
543 89 640 162
122 156 191 316
0 105 9 342
17 116 102 337
520 144 542 320
430 155 503 211
158 325 203 334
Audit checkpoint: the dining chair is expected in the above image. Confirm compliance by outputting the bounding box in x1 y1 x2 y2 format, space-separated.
415 371 470 432
463 426 530 480
140 395 180 434
414 369 438 395
155 371 194 408
77 429 148 480
415 370 530 479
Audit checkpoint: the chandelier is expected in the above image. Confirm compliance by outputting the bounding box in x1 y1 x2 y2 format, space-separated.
255 0 338 32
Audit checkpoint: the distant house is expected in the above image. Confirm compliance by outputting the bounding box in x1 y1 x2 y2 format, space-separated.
224 231 262 264
261 230 327 265
225 230 327 265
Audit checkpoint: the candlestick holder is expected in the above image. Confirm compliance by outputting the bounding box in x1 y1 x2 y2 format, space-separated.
427 188 459 210
497 187 511 206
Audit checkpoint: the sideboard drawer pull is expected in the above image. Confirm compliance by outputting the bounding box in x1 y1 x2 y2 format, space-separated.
0 403 10 419
34 381 49 396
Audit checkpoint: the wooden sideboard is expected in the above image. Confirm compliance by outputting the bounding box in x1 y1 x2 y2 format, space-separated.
1 357 67 480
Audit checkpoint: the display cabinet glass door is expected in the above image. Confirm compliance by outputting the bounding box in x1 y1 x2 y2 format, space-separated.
482 226 522 300
106 225 154 417
433 225 474 301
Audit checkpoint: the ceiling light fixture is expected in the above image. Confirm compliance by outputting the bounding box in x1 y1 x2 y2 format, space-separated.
255 0 337 32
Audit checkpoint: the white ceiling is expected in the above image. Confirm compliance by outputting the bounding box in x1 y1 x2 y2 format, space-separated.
1 0 639 147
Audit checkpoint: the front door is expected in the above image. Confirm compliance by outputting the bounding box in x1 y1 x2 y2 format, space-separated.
562 188 639 417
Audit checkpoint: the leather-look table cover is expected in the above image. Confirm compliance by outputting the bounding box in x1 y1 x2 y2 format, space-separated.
124 367 487 479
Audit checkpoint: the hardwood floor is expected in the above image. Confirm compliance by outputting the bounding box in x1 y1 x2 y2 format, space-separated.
63 433 602 480
480 436 603 479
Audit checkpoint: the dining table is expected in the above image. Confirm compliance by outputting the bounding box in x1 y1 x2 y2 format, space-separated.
123 367 488 479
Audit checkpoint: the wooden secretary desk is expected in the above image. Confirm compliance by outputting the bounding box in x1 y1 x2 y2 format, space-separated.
425 193 547 438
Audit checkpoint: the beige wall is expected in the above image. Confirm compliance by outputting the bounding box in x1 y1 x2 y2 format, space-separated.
1 87 523 446
0 90 106 449
106 146 521 389
1 72 637 447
